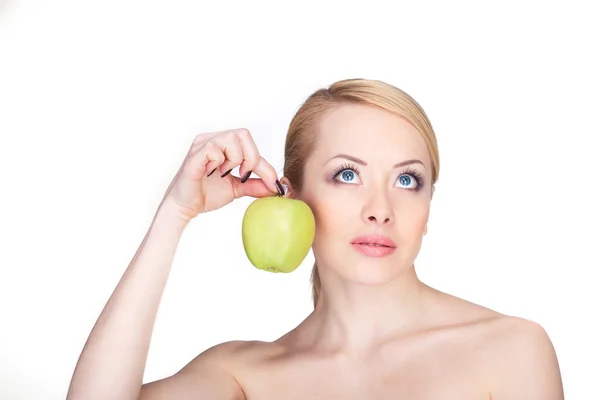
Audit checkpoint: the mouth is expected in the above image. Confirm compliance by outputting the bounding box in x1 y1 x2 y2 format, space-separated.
350 236 397 258
350 235 397 248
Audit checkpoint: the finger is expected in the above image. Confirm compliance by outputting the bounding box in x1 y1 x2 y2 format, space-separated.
191 129 237 150
188 141 226 177
235 129 261 177
194 133 242 177
220 145 245 176
190 128 248 153
192 129 278 191
231 176 278 199
208 133 245 177
246 156 280 194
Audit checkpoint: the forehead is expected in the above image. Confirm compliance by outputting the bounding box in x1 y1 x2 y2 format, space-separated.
313 103 431 165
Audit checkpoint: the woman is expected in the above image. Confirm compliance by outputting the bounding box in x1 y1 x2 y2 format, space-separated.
67 79 564 399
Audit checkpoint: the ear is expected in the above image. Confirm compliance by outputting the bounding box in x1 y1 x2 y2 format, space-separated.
279 176 297 199
424 224 428 236
430 184 436 200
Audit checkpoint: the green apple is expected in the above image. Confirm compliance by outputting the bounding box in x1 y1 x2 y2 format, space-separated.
241 196 315 273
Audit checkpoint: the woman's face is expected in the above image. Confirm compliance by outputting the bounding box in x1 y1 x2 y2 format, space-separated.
295 103 434 286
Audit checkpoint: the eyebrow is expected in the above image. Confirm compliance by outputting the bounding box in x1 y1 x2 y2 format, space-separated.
327 154 425 169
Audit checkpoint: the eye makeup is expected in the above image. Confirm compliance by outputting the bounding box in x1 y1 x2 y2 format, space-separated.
331 162 425 192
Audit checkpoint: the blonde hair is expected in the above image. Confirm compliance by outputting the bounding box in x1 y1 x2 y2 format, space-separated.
283 78 440 308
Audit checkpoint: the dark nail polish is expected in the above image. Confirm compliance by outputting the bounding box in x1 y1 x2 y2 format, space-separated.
275 179 285 196
207 168 217 177
221 169 232 177
241 170 252 183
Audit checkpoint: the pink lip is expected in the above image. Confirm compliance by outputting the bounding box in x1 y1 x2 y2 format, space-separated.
350 235 397 258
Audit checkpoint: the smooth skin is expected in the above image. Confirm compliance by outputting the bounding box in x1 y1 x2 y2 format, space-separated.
67 105 564 399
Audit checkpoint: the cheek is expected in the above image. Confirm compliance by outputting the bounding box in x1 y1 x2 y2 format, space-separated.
304 194 351 237
313 201 346 233
397 202 430 237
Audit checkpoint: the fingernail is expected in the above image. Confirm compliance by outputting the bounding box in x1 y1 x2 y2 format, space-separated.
275 180 285 196
241 170 252 183
207 168 217 177
221 169 232 178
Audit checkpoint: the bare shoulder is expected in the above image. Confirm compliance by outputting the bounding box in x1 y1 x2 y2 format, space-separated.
182 339 280 374
428 289 564 398
139 340 276 400
482 316 564 399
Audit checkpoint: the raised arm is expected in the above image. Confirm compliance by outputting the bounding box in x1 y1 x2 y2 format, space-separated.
66 129 280 400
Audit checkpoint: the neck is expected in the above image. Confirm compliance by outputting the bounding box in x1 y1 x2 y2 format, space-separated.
303 264 431 354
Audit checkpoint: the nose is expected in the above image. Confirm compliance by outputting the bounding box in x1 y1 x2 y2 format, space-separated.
362 192 394 225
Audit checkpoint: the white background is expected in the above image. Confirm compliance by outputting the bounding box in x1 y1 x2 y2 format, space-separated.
1 1 598 398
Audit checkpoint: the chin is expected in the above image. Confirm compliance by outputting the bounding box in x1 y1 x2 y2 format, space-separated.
332 255 408 287
352 263 406 286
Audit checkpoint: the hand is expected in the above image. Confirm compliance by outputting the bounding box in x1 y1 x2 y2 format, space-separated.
161 128 281 221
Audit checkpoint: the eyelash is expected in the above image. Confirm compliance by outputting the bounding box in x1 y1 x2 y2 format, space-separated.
331 162 425 191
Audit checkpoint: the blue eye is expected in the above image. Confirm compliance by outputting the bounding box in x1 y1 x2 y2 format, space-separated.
398 174 415 188
341 170 356 182
332 164 361 184
337 169 360 184
395 168 425 191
